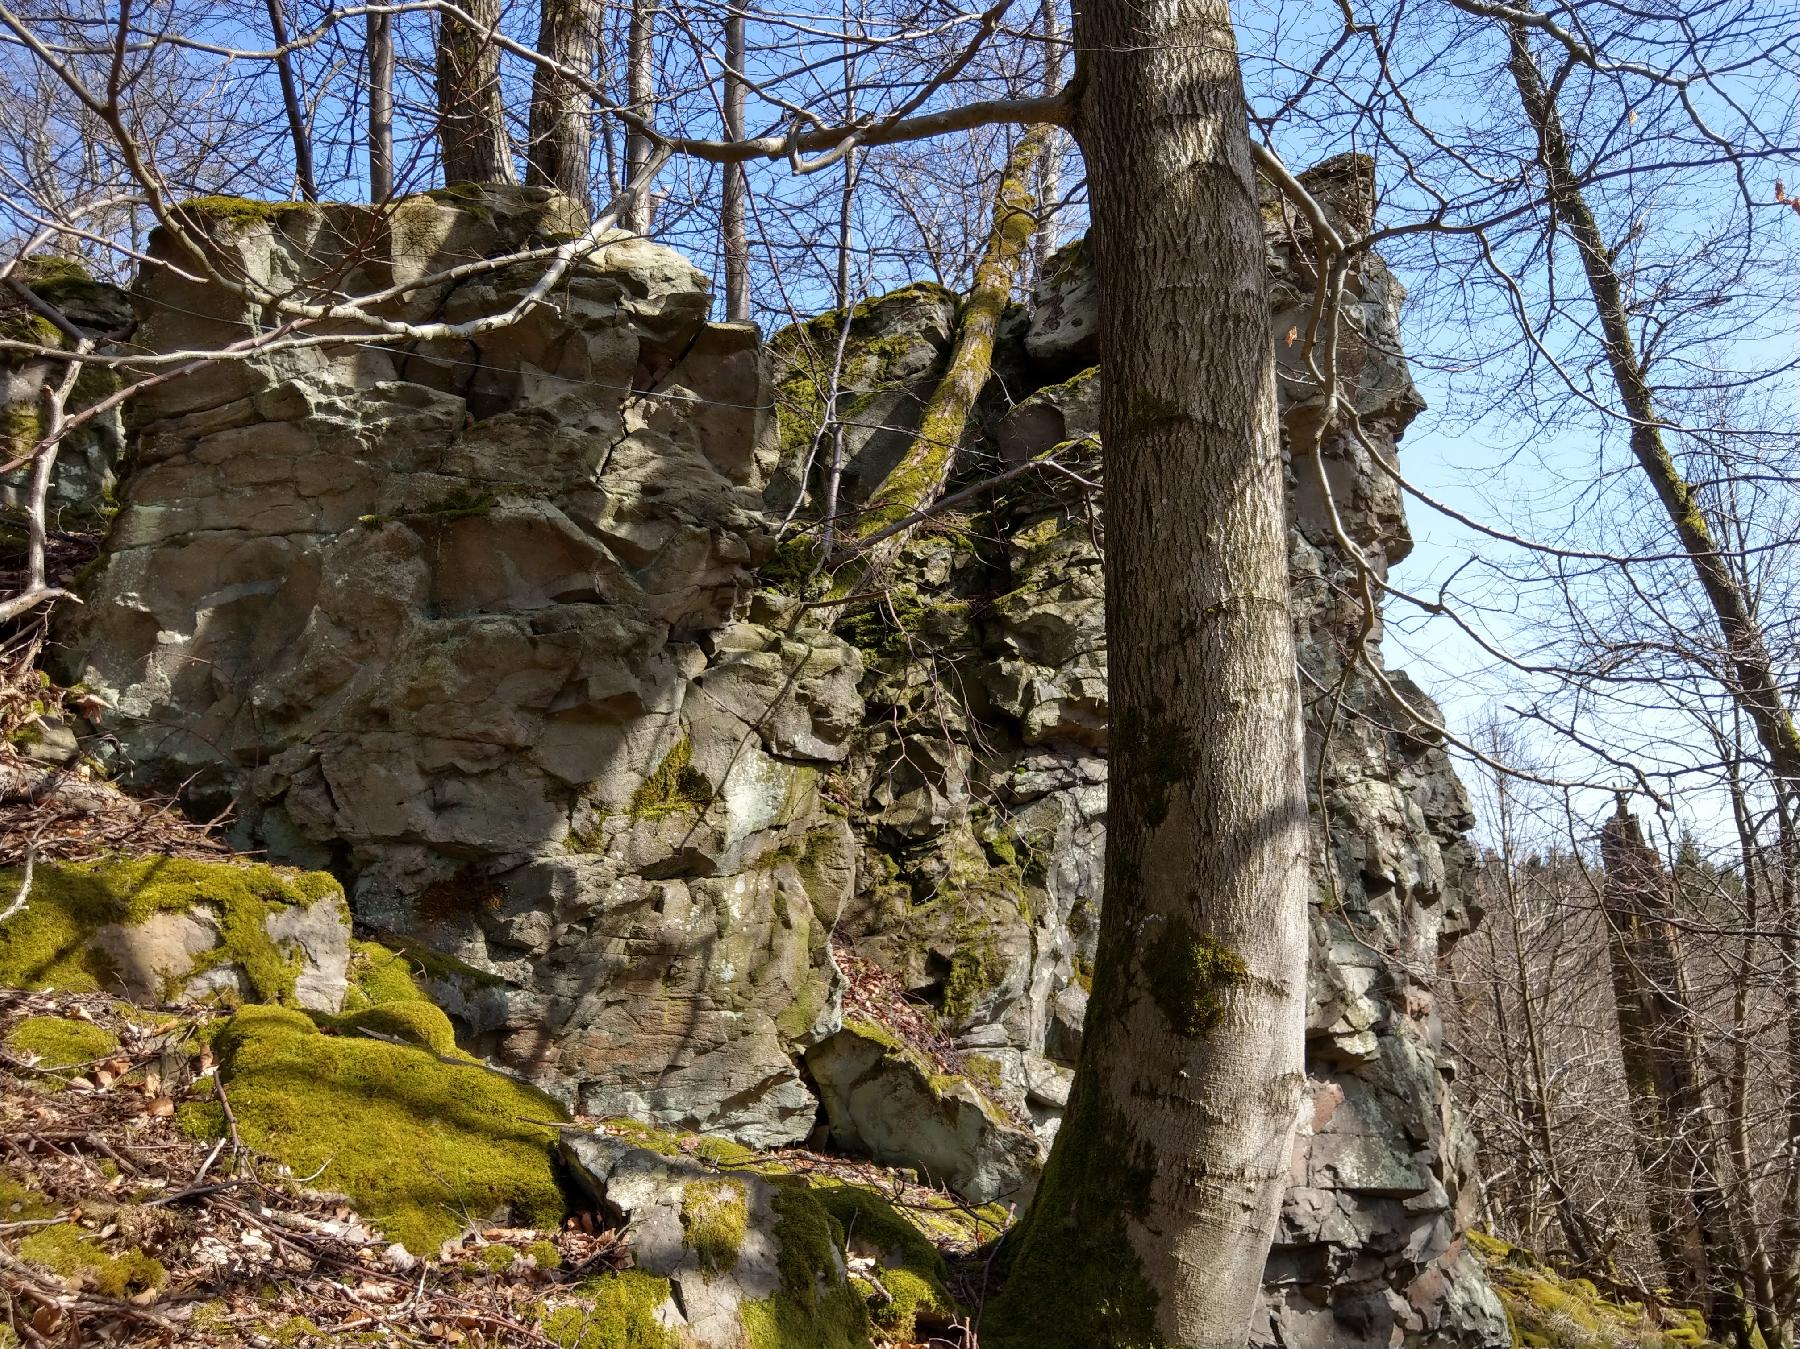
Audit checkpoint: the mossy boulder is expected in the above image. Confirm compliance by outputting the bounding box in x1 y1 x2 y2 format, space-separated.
0 856 352 1010
559 1132 873 1348
185 1004 567 1254
804 1018 1041 1206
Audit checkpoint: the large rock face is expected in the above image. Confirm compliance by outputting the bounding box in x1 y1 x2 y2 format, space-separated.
64 177 1506 1345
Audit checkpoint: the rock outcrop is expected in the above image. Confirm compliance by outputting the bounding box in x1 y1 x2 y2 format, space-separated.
0 259 132 528
60 176 1507 1345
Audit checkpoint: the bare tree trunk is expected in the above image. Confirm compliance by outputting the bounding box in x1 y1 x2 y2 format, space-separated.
527 0 600 207
821 126 1046 609
435 0 514 186
367 10 394 201
721 3 750 321
986 0 1309 1339
264 0 316 201
1033 0 1063 275
1501 21 1800 796
622 0 660 233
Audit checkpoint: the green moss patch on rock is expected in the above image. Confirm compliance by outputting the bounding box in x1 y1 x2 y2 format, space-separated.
540 1271 679 1348
314 1000 460 1055
340 939 428 1010
680 1178 749 1275
628 735 713 820
187 1004 567 1255
806 1180 959 1342
740 1183 871 1349
0 855 347 1005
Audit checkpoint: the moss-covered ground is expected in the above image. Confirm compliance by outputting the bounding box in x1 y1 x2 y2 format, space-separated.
4 1014 119 1084
184 1003 568 1255
1471 1231 1722 1349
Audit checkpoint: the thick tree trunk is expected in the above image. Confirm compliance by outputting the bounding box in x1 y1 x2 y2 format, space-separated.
622 0 660 233
367 10 394 201
985 0 1309 1342
527 0 600 206
721 4 750 321
435 0 514 186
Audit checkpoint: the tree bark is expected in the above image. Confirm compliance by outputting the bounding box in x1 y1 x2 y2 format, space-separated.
721 3 750 321
527 0 600 206
827 126 1047 593
1501 20 1800 797
985 0 1310 1341
367 10 394 201
264 0 316 201
1600 802 1741 1333
435 0 514 186
622 0 660 233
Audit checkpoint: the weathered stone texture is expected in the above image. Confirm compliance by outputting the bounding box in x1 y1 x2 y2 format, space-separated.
64 179 1504 1345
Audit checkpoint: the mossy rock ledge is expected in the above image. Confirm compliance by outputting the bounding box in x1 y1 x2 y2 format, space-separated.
561 1131 956 1349
0 856 352 1010
804 1017 1041 1206
184 1003 567 1256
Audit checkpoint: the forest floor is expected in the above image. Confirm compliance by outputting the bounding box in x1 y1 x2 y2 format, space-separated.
0 986 1003 1348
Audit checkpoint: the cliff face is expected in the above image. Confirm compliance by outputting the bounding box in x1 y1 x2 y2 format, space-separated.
61 180 1507 1346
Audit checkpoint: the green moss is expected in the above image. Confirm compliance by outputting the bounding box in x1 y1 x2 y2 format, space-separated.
832 586 972 662
541 1272 677 1348
1143 920 1248 1039
680 1178 749 1275
941 933 1002 1025
807 1181 958 1342
982 1068 1165 1347
481 1243 520 1273
759 534 824 593
176 196 314 229
528 1239 564 1270
315 1001 459 1055
696 1135 758 1169
775 957 834 1043
408 485 499 522
1470 1230 1723 1349
201 1004 567 1254
20 1224 166 1297
963 1053 1004 1093
340 939 427 1011
1071 955 1095 994
262 1316 323 1345
741 1183 871 1349
0 856 347 1003
628 736 712 820
0 1168 53 1221
371 931 507 992
5 1015 119 1079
